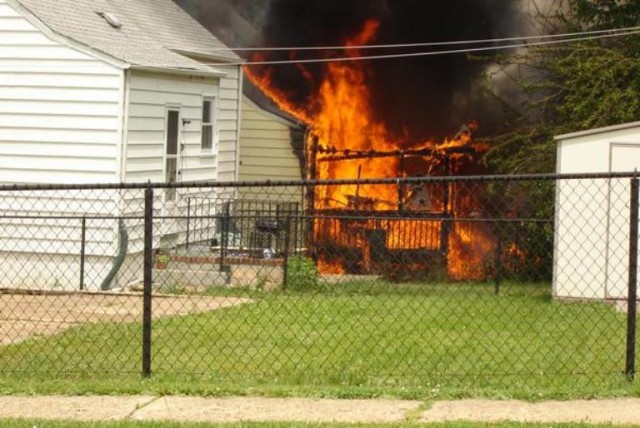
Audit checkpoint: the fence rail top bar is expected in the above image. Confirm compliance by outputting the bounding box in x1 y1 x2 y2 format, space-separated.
0 172 639 192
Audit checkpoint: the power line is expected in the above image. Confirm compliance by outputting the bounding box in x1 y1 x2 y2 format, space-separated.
207 25 640 52
201 29 640 67
0 27 637 70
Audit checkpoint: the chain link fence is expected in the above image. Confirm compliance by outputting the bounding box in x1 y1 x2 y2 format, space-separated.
0 174 637 391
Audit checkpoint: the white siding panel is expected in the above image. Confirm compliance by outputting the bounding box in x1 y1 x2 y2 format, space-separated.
217 65 241 182
0 100 120 116
0 31 57 45
0 0 122 185
0 86 120 102
0 169 116 183
0 17 34 31
0 141 116 158
128 116 166 132
126 69 240 184
0 114 119 130
0 45 91 60
0 3 17 15
1 128 118 144
0 59 113 74
0 155 115 172
0 72 121 88
0 0 124 273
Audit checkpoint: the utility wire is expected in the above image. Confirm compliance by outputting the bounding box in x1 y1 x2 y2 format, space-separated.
201 29 640 67
0 26 637 70
207 25 640 52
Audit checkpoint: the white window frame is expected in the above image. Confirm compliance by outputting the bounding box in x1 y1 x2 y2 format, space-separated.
201 96 219 154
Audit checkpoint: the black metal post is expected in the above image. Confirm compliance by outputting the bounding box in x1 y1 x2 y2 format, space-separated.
220 202 230 272
441 158 452 269
185 197 191 250
495 230 502 295
293 203 300 256
307 136 319 262
79 216 86 291
142 185 154 378
398 152 405 212
626 177 638 380
282 214 291 290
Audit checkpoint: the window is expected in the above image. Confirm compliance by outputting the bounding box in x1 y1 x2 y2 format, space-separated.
165 109 180 201
201 97 218 152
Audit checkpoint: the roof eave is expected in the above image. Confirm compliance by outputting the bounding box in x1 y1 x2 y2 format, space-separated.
171 48 243 64
555 121 640 142
243 95 305 130
130 65 227 78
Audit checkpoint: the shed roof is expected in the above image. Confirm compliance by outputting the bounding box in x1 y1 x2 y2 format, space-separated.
555 121 640 142
11 0 241 73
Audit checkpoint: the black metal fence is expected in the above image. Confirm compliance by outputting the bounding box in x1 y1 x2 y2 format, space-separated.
0 174 637 393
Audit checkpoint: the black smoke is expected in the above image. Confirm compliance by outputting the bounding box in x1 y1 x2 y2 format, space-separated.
178 0 530 141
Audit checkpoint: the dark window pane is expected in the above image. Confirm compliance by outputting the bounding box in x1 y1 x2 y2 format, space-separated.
202 100 211 123
166 110 179 156
202 125 213 150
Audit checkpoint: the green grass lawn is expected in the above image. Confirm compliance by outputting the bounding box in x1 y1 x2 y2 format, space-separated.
0 281 637 399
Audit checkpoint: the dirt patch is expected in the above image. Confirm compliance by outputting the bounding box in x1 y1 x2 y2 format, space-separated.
0 292 252 345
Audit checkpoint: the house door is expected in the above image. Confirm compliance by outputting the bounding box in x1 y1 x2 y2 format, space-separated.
165 109 181 201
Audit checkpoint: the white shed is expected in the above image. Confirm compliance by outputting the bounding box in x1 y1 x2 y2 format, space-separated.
554 121 640 301
0 0 243 290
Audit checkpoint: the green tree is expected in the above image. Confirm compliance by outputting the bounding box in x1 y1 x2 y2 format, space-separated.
488 0 640 173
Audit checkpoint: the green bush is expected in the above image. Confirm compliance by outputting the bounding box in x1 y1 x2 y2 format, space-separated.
286 255 319 291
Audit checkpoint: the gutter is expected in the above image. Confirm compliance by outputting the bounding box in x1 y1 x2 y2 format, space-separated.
130 65 227 79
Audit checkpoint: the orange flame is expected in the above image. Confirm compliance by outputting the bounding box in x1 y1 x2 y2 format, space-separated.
245 20 494 280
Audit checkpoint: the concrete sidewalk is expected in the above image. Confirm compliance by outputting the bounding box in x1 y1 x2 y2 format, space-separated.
2 395 640 425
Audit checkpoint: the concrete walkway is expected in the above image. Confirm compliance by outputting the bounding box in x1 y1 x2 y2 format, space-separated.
2 396 640 425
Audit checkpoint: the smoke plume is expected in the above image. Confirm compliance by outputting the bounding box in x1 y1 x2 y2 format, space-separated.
177 0 546 140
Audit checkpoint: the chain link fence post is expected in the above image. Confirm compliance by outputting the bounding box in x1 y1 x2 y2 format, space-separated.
79 216 86 291
627 177 639 380
142 185 154 378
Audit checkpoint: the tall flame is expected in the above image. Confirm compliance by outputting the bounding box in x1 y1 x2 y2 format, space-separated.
245 20 495 280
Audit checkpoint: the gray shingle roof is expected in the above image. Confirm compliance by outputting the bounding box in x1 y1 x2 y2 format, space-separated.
14 0 241 72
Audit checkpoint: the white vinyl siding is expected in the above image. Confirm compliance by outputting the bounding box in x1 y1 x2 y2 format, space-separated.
216 65 242 182
125 69 239 254
0 0 124 290
0 0 123 184
125 70 223 183
0 1 243 290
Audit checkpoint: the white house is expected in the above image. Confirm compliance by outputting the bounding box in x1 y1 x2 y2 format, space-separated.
0 0 243 290
554 121 640 301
